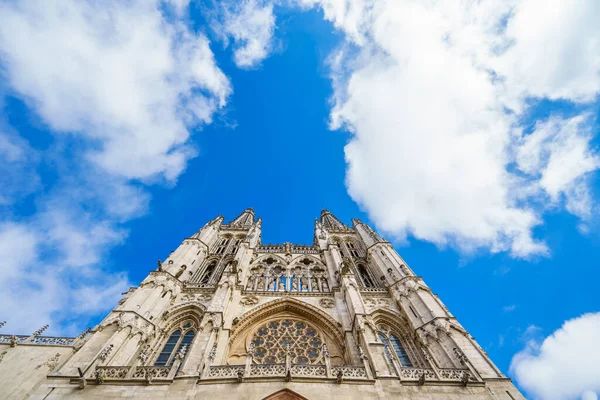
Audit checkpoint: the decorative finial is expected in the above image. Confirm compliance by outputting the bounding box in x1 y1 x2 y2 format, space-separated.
77 328 91 340
98 344 114 362
33 325 49 337
453 347 468 365
208 345 217 361
138 344 151 364
357 344 367 361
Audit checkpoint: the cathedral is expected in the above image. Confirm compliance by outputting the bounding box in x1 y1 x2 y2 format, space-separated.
0 209 524 399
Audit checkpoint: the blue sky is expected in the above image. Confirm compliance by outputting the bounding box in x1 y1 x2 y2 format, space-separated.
0 1 599 399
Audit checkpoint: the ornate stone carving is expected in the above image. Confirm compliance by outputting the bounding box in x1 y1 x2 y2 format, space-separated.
364 297 390 309
453 347 468 366
98 344 114 362
319 298 335 308
32 325 49 337
35 353 61 372
138 344 151 364
209 365 245 378
398 367 436 380
198 293 213 302
332 366 367 379
95 366 128 379
239 296 259 306
132 366 170 379
249 319 324 365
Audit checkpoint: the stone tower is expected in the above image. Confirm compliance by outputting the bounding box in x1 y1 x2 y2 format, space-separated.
0 210 524 399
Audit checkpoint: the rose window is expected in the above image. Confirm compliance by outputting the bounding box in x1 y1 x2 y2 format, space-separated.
250 319 324 364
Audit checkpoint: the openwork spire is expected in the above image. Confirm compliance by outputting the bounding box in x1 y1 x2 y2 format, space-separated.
320 210 348 231
229 208 255 227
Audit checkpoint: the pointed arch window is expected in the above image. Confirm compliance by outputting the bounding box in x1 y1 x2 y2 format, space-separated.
200 262 217 285
229 237 242 254
215 237 230 255
357 264 375 287
377 326 412 368
346 241 360 258
154 322 196 367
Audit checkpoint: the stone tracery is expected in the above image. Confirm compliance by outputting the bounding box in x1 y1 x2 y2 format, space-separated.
250 319 324 365
245 256 330 293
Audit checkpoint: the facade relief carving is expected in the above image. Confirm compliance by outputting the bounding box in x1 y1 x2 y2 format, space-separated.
240 296 259 306
319 298 335 308
35 353 61 372
364 298 390 309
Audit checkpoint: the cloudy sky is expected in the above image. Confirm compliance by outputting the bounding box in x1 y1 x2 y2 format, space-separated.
0 0 599 398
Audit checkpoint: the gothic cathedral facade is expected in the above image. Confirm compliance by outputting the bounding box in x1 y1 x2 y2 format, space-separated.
0 209 524 399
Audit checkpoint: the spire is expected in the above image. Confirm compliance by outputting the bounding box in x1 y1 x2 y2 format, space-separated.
352 218 383 242
191 215 223 238
320 210 348 231
208 215 224 226
229 208 255 227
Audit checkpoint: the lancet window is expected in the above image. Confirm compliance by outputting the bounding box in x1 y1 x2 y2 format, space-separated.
346 241 360 257
154 321 196 367
214 237 230 255
377 326 412 368
201 262 217 284
357 263 377 288
229 238 241 255
250 319 324 365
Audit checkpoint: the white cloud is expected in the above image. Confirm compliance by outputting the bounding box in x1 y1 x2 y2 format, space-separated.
516 114 600 220
213 0 276 68
294 0 600 256
0 213 130 335
0 0 230 182
0 148 145 334
0 134 137 334
511 313 600 400
504 305 516 312
497 0 600 104
0 0 231 334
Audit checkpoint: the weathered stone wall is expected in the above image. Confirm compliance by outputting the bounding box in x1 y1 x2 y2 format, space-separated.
0 343 73 400
29 377 525 400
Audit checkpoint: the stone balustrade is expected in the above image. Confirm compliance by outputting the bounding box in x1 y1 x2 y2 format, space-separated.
205 363 370 383
88 364 476 386
393 366 478 384
94 365 170 382
131 366 170 379
0 334 75 346
358 288 389 294
255 245 320 254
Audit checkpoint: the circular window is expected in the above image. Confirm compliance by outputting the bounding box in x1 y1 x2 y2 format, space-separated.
250 319 324 364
